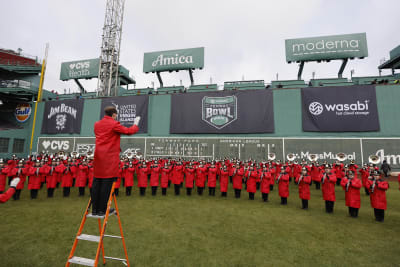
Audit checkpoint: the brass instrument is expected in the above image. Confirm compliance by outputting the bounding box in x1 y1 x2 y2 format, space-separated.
286 153 295 162
268 153 276 161
297 175 303 185
308 154 318 162
86 151 94 159
71 151 79 159
336 152 347 162
368 155 380 165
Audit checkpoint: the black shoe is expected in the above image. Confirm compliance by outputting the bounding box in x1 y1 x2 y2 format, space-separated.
91 210 98 216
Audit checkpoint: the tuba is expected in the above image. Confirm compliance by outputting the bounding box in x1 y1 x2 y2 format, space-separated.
368 155 380 165
268 153 276 161
86 151 94 159
286 153 295 162
336 152 347 162
71 151 79 159
308 154 318 162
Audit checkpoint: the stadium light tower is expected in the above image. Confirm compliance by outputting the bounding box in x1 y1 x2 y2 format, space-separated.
97 0 125 97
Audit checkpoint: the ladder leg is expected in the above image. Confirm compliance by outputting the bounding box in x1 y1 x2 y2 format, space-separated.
66 199 92 267
94 183 115 267
98 218 106 265
114 194 130 267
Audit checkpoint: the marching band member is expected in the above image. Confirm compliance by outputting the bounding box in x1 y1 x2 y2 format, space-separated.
311 162 321 190
172 162 184 195
208 163 218 196
0 159 7 194
260 166 272 202
321 164 337 213
219 165 229 197
359 164 370 195
137 161 149 196
46 160 59 198
27 160 42 199
88 161 94 194
124 161 135 196
195 163 207 195
334 160 344 186
232 164 244 198
366 171 389 222
161 162 171 196
9 160 28 200
184 163 195 196
76 160 89 196
277 166 290 205
150 161 161 196
245 164 259 200
341 171 362 218
56 159 72 197
0 178 20 203
295 167 311 209
114 166 122 196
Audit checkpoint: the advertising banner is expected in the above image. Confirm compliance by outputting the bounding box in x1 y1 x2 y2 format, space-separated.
100 95 148 133
60 58 100 80
41 99 84 134
170 90 274 134
302 85 380 132
285 33 368 62
143 47 204 73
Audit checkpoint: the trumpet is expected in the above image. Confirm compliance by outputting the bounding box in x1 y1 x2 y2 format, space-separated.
368 155 380 165
126 152 134 159
71 151 79 159
286 153 295 162
86 151 94 159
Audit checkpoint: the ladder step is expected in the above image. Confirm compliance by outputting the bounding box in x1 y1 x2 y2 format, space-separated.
68 256 95 266
104 234 122 239
77 234 100 242
86 210 116 219
104 256 128 265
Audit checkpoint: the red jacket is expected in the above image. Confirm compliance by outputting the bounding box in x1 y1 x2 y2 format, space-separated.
56 164 73 188
124 166 135 187
232 168 244 190
93 116 139 178
9 167 29 190
311 166 321 182
28 166 42 190
46 166 59 189
172 165 184 185
137 166 149 187
184 167 195 188
341 177 362 208
295 175 311 200
76 165 88 187
219 169 229 192
195 167 207 187
260 171 272 194
161 166 171 188
245 170 259 193
366 179 388 210
321 173 337 201
208 167 218 187
0 167 7 192
150 166 160 187
0 187 16 203
277 173 290 198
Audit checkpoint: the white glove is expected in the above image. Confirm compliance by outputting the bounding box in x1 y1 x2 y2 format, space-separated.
133 116 141 126
10 178 20 188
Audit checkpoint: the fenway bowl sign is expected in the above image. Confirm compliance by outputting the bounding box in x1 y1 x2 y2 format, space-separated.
202 96 237 129
15 103 31 123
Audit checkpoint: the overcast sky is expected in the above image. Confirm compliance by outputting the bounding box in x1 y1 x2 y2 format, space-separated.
1 0 399 93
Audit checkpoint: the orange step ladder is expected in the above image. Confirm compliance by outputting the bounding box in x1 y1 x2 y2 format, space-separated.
66 183 130 267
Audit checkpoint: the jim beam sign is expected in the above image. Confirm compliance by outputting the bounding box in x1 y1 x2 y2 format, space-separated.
41 99 84 134
143 47 204 73
202 96 237 129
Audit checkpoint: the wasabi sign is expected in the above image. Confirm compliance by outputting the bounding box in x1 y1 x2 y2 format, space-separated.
143 47 204 73
60 58 100 80
285 33 368 62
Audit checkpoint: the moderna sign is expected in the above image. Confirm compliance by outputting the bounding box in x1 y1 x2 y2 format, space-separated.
285 33 368 62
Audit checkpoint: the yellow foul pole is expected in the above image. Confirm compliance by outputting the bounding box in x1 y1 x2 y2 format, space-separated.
29 43 49 154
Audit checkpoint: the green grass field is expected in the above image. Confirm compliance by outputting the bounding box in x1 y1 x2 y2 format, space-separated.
1 181 400 267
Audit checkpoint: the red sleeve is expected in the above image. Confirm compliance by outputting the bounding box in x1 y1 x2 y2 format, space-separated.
0 188 16 203
378 181 389 190
113 123 139 135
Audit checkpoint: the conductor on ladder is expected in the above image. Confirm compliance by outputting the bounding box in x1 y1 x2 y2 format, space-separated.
92 106 140 216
